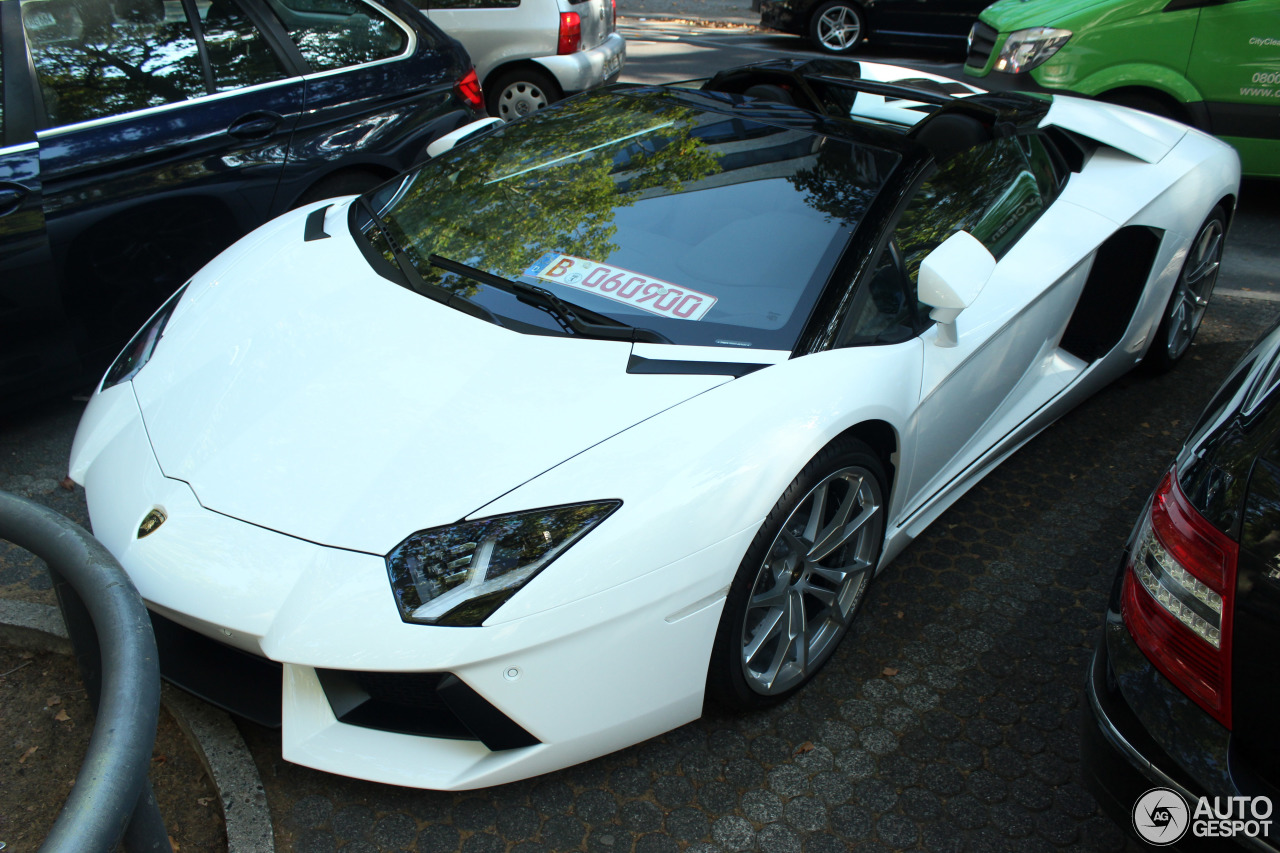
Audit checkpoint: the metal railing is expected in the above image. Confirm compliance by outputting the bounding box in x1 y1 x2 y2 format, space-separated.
0 490 171 853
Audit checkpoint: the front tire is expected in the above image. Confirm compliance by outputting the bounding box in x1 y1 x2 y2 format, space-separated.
707 437 886 711
1145 206 1226 373
808 1 864 55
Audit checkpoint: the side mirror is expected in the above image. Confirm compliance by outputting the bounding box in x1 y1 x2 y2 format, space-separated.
918 230 995 347
425 117 503 159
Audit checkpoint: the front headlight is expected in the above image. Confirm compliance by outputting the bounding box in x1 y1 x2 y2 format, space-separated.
386 501 620 627
101 284 188 390
994 28 1071 74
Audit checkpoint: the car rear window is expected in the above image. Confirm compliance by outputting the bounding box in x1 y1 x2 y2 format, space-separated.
363 90 900 351
262 0 408 72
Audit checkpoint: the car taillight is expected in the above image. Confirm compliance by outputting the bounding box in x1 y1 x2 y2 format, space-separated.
455 69 484 111
558 12 581 55
1121 470 1237 728
610 0 616 28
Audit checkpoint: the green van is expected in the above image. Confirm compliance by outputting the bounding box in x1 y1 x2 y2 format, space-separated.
963 0 1280 177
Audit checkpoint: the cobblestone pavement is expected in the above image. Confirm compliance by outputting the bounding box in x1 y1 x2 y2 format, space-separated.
3 293 1275 852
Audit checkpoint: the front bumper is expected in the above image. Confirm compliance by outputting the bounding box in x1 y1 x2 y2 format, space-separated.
70 380 742 789
534 32 626 95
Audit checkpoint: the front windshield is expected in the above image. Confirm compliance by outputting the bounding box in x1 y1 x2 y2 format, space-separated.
359 89 900 350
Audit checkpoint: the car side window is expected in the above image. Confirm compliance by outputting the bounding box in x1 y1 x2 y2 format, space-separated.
261 0 408 72
837 241 915 347
198 0 290 92
896 134 1056 287
22 0 207 127
838 133 1062 347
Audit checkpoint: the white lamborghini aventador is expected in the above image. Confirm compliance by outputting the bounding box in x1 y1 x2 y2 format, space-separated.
69 59 1240 789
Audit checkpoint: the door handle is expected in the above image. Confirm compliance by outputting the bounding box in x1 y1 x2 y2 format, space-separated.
0 183 31 217
227 112 283 140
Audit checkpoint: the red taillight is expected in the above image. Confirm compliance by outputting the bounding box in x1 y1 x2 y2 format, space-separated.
455 69 484 111
558 12 581 55
1121 471 1237 728
610 0 616 27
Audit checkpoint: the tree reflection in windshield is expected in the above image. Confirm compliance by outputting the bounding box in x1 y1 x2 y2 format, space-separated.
22 0 206 126
375 93 724 296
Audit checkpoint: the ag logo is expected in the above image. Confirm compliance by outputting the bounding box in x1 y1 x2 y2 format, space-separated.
1133 787 1190 845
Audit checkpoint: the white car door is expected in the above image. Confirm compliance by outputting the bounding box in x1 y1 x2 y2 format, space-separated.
888 135 1113 521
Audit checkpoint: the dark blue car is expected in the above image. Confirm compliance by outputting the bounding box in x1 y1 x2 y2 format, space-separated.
0 0 482 405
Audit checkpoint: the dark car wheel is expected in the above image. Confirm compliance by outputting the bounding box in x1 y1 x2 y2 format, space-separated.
808 0 865 54
487 68 562 122
707 437 886 711
1145 205 1226 373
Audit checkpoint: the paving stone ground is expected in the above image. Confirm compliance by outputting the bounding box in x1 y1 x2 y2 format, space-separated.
1 291 1274 851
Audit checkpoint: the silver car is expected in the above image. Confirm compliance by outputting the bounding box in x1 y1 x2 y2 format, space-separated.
417 0 625 120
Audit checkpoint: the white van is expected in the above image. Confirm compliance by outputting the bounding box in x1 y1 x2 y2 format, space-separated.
417 0 626 119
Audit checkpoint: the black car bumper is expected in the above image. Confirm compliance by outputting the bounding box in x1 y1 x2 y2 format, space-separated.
1084 616 1280 852
759 0 802 36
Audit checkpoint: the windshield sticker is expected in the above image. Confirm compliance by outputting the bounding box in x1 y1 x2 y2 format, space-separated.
526 253 717 321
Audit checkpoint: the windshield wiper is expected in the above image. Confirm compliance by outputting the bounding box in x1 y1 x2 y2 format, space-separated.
427 254 672 345
355 198 499 326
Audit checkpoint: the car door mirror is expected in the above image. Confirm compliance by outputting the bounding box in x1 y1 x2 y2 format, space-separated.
919 230 996 347
425 118 504 159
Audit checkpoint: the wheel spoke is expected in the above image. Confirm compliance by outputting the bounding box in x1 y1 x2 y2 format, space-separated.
743 607 785 666
811 487 880 563
750 576 789 609
810 558 870 587
779 526 812 561
800 481 829 543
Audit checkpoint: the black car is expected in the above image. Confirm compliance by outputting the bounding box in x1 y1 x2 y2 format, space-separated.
1084 317 1280 850
0 0 482 407
759 0 988 56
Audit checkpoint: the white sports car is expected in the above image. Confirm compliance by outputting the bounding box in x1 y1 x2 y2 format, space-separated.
70 59 1240 790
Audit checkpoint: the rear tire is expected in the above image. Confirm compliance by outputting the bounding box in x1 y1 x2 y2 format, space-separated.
486 67 562 122
706 437 886 711
1144 206 1226 373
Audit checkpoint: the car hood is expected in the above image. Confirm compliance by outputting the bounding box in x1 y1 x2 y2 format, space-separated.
131 204 731 555
979 0 1120 31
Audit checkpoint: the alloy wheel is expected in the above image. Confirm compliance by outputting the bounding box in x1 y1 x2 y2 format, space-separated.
816 5 861 52
739 466 883 695
1166 216 1224 360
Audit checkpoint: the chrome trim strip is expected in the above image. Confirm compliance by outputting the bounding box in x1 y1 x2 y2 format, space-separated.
0 142 39 154
35 76 305 139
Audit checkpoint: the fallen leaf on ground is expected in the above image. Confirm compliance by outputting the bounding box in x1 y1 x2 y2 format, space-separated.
197 797 214 807
60 477 76 491
19 746 38 763
895 611 904 619
54 709 70 722
152 754 167 765
47 696 61 706
795 742 814 754
882 667 899 676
